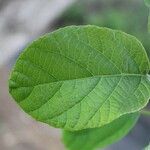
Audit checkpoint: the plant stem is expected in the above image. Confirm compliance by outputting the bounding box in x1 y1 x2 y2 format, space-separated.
141 110 150 116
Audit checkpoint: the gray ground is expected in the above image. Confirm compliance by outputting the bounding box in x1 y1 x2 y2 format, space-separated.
0 0 75 66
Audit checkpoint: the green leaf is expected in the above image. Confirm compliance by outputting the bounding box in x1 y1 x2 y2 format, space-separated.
9 25 150 131
63 113 139 150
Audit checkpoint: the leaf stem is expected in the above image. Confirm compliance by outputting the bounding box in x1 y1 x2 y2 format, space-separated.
141 110 150 116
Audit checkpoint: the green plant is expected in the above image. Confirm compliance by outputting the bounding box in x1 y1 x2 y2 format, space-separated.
9 1 150 150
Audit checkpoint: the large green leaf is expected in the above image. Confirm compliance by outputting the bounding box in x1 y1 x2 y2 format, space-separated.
63 113 139 150
9 25 150 131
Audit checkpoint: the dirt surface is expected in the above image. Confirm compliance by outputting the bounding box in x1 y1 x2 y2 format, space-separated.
0 65 65 150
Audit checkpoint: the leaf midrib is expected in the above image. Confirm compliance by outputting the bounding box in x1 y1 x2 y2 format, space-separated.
10 73 149 90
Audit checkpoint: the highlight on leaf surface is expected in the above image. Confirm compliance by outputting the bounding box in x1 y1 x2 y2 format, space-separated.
9 25 150 131
63 113 139 150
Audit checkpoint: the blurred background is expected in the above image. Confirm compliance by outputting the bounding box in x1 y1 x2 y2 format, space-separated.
0 0 150 150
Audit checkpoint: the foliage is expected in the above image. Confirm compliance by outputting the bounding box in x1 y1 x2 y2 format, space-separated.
8 0 150 149
63 113 139 150
9 25 150 149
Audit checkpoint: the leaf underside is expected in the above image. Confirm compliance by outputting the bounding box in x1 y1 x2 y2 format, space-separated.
63 113 139 150
9 25 150 131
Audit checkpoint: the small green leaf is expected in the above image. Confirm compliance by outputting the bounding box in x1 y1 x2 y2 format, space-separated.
63 113 139 150
9 25 150 131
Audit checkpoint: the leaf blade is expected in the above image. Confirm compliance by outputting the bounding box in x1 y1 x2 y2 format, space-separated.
9 25 150 130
